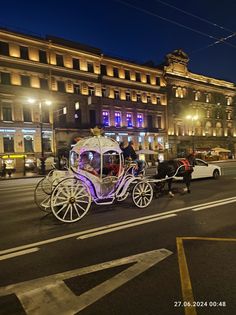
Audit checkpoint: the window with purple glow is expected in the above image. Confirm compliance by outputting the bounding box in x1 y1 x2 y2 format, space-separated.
137 113 143 127
126 113 133 127
115 111 121 127
102 111 110 126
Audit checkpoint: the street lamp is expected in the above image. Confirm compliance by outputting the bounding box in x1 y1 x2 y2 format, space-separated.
186 114 199 153
28 98 52 175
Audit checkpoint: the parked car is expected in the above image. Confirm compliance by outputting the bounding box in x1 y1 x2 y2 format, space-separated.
192 158 221 179
174 158 221 180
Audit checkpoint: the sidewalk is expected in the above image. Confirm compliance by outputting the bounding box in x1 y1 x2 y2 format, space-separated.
0 172 44 180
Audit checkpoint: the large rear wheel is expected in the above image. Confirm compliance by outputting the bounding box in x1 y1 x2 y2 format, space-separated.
50 178 92 223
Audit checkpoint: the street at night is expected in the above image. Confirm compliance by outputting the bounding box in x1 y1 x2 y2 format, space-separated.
0 161 235 315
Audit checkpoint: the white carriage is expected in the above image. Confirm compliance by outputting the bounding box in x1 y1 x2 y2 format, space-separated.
34 134 154 223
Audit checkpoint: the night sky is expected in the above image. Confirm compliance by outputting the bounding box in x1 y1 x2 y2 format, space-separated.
1 0 236 83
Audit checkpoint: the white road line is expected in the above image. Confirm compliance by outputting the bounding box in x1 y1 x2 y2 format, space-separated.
78 214 177 239
0 196 235 257
193 199 236 211
0 248 39 261
0 249 172 314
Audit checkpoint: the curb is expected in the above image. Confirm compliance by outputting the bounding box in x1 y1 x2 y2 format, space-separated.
0 175 44 181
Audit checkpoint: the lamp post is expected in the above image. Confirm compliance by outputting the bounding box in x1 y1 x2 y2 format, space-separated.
186 114 198 153
28 98 52 175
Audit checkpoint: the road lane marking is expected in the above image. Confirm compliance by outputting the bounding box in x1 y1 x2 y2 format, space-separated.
177 237 236 315
177 237 197 315
0 249 172 314
178 236 236 242
78 214 176 239
0 248 39 261
1 196 235 257
193 198 236 211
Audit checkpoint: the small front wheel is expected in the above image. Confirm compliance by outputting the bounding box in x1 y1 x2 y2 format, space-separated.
132 181 153 208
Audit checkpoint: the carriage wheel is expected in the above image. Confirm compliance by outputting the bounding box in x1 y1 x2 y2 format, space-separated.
132 181 153 208
34 178 51 212
50 178 92 223
41 176 53 194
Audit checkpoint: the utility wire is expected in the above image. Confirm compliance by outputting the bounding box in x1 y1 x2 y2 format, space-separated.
191 32 236 54
154 0 236 54
114 0 236 49
154 0 235 34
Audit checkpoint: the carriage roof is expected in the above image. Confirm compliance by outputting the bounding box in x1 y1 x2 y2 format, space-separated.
71 135 122 155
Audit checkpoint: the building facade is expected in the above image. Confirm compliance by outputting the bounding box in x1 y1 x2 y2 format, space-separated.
0 28 167 172
0 29 235 173
163 49 236 158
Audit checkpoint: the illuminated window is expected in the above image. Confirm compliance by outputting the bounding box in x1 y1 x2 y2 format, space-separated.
175 87 184 98
115 112 121 127
137 113 143 128
227 112 232 120
126 113 133 127
195 91 201 101
227 97 232 105
102 111 110 126
206 93 211 103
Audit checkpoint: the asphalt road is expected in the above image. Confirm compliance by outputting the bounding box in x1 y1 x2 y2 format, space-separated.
0 161 236 315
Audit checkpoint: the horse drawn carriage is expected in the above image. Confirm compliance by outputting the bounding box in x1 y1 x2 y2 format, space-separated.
34 133 184 223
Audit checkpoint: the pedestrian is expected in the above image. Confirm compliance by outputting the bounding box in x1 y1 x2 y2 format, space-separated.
1 162 6 177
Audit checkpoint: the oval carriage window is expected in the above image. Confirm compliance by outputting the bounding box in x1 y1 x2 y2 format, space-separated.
102 151 121 177
70 151 79 171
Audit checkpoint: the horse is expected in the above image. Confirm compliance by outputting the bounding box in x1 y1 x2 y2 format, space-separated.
154 155 195 197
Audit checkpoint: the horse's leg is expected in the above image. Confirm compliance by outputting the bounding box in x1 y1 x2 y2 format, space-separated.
183 173 191 193
168 178 175 197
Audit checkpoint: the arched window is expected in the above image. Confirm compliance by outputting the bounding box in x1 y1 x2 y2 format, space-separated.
205 121 212 136
215 122 222 136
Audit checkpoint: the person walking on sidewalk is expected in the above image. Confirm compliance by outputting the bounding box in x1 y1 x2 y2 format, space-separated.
1 162 6 177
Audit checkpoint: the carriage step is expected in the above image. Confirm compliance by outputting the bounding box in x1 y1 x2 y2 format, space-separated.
94 197 114 205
